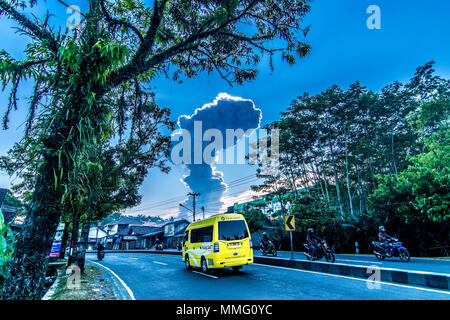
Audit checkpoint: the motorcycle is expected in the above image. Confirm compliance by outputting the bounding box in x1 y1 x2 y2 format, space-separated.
304 240 335 262
372 237 410 262
260 240 277 256
155 243 163 251
97 250 105 261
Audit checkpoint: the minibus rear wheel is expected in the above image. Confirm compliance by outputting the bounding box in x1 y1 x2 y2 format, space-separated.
232 266 242 273
201 257 210 273
185 254 192 270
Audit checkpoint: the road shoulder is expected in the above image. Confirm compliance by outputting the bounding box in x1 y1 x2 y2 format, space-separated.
47 264 118 300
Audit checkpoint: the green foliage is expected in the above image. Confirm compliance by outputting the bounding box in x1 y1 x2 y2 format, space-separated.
241 208 269 233
250 62 449 255
0 209 15 289
290 194 340 233
370 126 450 223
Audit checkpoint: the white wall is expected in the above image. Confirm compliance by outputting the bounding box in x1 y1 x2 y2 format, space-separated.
89 227 107 239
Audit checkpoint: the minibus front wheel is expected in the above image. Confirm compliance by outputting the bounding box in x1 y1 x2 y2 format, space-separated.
201 257 210 274
185 254 192 270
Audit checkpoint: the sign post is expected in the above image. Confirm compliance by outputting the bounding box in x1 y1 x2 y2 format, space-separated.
285 215 295 260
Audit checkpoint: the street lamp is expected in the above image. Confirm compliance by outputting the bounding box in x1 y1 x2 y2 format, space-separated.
179 203 192 212
179 203 194 221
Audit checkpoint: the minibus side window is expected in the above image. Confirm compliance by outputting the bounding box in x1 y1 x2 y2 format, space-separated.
182 231 188 245
191 226 213 243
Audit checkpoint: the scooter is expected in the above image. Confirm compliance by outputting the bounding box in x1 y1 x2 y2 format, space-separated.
155 243 163 251
372 237 410 262
304 240 335 262
260 240 277 256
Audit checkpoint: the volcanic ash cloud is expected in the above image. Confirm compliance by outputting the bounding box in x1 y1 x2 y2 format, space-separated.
173 93 261 217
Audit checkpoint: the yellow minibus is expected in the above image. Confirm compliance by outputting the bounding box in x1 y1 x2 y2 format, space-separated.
182 213 253 273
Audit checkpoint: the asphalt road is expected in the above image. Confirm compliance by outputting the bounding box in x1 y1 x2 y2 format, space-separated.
87 253 450 300
122 248 450 274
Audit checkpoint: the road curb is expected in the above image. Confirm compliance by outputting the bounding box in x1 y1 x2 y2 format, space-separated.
87 250 449 290
42 268 62 300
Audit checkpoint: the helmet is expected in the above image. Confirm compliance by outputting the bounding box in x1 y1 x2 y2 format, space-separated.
307 228 314 234
379 226 385 232
262 232 267 237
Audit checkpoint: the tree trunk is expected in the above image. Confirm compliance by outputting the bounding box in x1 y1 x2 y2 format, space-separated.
328 141 344 216
356 164 365 214
391 129 398 175
318 143 330 203
68 213 81 267
345 129 354 216
302 162 311 194
59 222 70 259
1 161 62 300
2 1 102 299
77 220 91 273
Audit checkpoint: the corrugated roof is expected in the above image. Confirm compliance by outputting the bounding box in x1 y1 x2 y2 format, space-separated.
163 218 190 226
129 225 161 235
141 230 165 237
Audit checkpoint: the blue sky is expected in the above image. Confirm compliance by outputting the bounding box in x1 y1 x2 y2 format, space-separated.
1 0 449 219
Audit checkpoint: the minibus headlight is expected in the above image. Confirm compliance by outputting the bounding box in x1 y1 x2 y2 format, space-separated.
214 242 219 252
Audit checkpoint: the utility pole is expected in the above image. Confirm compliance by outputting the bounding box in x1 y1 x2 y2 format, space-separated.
201 206 205 220
188 192 200 221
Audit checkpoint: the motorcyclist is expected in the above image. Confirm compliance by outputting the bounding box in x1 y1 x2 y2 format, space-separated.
97 242 105 259
306 228 324 259
260 232 271 251
97 242 105 252
378 226 395 256
155 238 162 249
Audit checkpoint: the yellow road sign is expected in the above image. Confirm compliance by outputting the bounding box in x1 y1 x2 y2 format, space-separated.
285 215 295 231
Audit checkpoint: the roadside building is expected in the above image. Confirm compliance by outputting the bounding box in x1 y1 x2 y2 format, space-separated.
104 216 143 235
127 225 162 249
87 226 108 250
104 216 143 250
139 227 165 249
162 219 190 249
102 216 190 250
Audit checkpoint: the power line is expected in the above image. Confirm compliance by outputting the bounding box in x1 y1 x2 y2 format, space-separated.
126 174 260 212
127 174 256 211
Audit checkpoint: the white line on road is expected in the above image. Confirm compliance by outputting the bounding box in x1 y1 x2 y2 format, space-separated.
267 256 450 276
90 261 136 300
192 271 219 279
153 261 168 266
253 263 450 295
338 259 382 264
128 258 138 260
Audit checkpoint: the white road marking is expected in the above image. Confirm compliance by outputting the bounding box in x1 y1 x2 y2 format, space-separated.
153 261 168 266
253 263 450 295
265 256 450 276
128 258 138 260
192 271 219 279
338 259 382 264
90 260 136 300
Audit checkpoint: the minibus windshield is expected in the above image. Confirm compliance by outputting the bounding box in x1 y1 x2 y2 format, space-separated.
218 220 249 241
